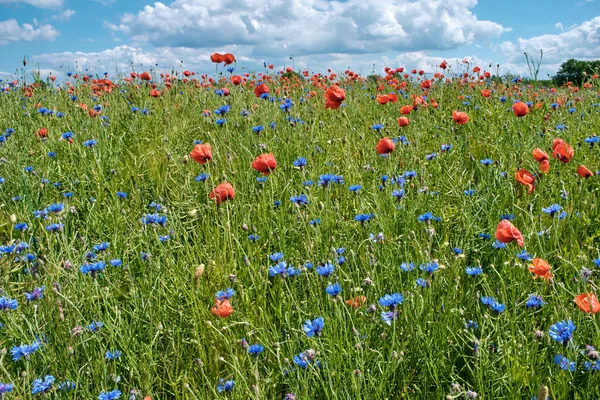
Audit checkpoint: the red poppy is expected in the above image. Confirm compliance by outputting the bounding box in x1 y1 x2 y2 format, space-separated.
222 53 236 65
376 138 395 155
539 160 550 173
452 110 469 125
439 61 447 70
574 293 600 314
139 72 151 81
495 219 524 247
254 83 269 98
230 75 242 85
515 169 535 194
150 89 160 97
532 148 549 162
209 182 235 204
481 89 491 97
552 138 574 163
388 93 398 103
211 299 233 317
577 165 593 178
210 53 224 63
397 117 409 127
324 85 346 110
183 70 191 77
189 143 212 164
376 95 389 105
251 153 277 175
37 128 47 138
528 258 552 281
400 105 412 115
346 296 367 309
512 101 529 117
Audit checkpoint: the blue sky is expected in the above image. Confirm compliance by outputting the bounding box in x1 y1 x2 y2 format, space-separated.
0 0 598 80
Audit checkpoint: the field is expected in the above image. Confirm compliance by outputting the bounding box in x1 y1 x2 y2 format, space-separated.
0 63 600 399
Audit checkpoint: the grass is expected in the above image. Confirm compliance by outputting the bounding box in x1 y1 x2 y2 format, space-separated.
0 68 599 399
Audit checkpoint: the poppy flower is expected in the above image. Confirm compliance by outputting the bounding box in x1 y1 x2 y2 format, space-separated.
189 143 212 164
574 293 600 314
552 139 574 163
324 85 345 110
388 93 398 103
150 89 160 97
515 169 535 194
539 160 550 173
397 117 409 127
210 53 224 63
528 258 552 281
577 165 593 178
346 296 367 309
452 110 469 125
209 182 235 205
512 101 529 117
37 128 47 138
139 72 151 81
495 219 524 247
400 105 413 115
230 75 242 85
251 153 277 175
376 138 395 155
376 95 390 105
532 148 549 162
211 299 233 317
222 53 236 65
254 83 269 98
481 89 491 97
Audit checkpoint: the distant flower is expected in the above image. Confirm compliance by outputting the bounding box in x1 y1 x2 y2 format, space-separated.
215 288 235 301
292 157 307 168
381 311 398 325
31 375 55 395
420 262 439 274
0 382 14 394
316 263 335 277
554 354 576 371
248 344 264 356
400 262 414 272
542 204 562 217
11 339 42 361
480 159 493 165
355 213 375 223
525 295 545 309
98 389 122 400
116 191 127 199
0 297 18 311
480 296 505 312
325 283 342 296
25 286 45 302
349 184 362 192
415 278 429 288
88 321 104 332
465 267 482 276
105 350 122 360
269 252 284 262
516 250 533 261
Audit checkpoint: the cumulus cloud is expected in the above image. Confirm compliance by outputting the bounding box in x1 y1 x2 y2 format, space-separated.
106 0 509 58
52 9 75 22
0 0 63 8
501 16 600 65
0 19 60 46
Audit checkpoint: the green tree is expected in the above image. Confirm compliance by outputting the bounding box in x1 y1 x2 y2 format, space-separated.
553 59 600 86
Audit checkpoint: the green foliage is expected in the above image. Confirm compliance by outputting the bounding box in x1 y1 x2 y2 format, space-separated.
553 59 600 86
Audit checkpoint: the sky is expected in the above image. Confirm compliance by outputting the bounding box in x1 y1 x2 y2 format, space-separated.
0 0 599 80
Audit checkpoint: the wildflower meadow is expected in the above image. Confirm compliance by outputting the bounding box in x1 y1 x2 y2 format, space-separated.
1 59 600 399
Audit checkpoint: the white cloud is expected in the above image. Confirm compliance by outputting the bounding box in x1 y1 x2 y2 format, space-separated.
52 9 75 22
500 16 600 76
0 0 63 8
554 22 564 31
93 0 117 5
106 0 509 58
0 19 59 46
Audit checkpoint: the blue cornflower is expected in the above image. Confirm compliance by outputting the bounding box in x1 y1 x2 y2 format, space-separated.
465 320 478 330
83 139 97 147
248 234 259 242
58 381 76 391
420 262 439 274
354 213 374 223
195 172 210 182
25 287 45 302
31 375 55 395
480 296 505 312
584 136 599 144
0 297 18 311
110 259 122 267
80 261 106 275
453 248 463 255
93 242 110 252
116 191 127 199
14 223 27 231
63 192 74 198
371 123 383 131
290 194 309 205
216 119 226 126
425 152 437 161
316 262 335 277
525 295 545 309
309 219 321 226
47 151 56 157
542 204 562 217
303 317 324 337
378 293 403 308
554 354 576 371
45 223 64 232
11 340 41 361
256 177 268 183
319 173 344 186
269 261 289 277
465 267 482 276
480 158 493 165
269 252 284 262
392 189 405 200
417 212 439 222
88 321 104 332
441 143 453 152
325 283 342 296
293 157 307 168
464 189 475 196
142 213 167 226
492 240 507 249
248 344 264 356
105 350 122 360
98 389 121 400
415 278 429 288
478 233 491 240
215 288 235 301
381 311 398 325
349 184 362 192
0 383 14 394
549 320 575 344
400 262 414 272
252 125 264 134
46 202 64 214
516 250 533 261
